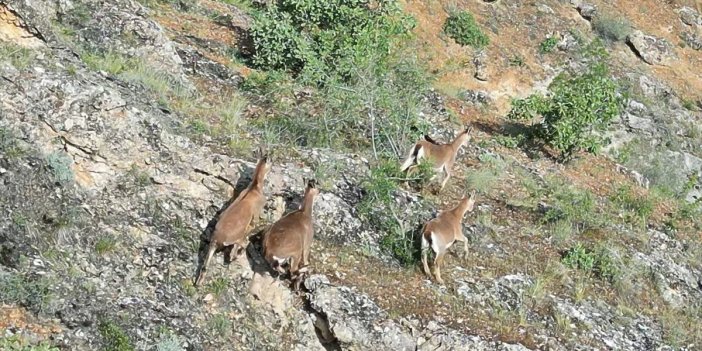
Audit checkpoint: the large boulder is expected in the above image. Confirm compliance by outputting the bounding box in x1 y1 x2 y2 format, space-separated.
626 30 677 66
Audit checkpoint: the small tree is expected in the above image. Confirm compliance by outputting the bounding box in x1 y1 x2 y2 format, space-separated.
443 11 489 48
508 42 622 160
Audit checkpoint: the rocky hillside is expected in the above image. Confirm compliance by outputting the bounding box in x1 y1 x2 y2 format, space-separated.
1 0 701 350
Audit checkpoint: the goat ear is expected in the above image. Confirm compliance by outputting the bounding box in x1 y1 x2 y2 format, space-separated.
308 179 317 189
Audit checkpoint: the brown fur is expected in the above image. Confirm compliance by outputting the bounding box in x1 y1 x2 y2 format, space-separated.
400 126 473 191
262 180 319 290
195 156 271 286
421 191 476 284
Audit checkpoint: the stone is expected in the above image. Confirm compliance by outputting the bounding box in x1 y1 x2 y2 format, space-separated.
473 51 489 81
677 6 702 27
682 31 702 50
626 30 677 66
577 3 597 20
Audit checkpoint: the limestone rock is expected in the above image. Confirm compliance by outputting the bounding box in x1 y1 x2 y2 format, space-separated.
626 30 677 66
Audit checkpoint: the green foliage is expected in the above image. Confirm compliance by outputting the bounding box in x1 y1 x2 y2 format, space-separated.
45 151 74 185
207 277 230 296
539 36 558 53
0 336 59 351
508 55 525 67
443 11 489 48
609 185 654 225
0 127 27 159
542 178 598 228
494 134 525 149
82 51 189 100
358 159 420 265
250 53 430 153
507 42 622 160
99 320 134 351
592 14 632 42
0 42 37 69
95 236 118 255
208 314 232 336
0 273 54 314
562 244 595 271
682 99 698 111
249 0 415 83
562 243 619 282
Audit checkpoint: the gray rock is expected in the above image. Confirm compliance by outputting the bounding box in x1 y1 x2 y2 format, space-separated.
577 3 597 20
682 31 702 50
72 0 194 92
304 275 530 351
677 6 702 27
458 89 492 105
473 51 489 81
626 30 677 66
557 31 580 51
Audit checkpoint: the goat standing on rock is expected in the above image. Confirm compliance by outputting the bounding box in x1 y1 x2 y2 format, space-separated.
400 126 473 191
195 154 272 286
263 179 319 290
421 191 477 284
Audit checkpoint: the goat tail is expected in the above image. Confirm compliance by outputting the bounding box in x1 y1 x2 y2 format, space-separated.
400 144 421 172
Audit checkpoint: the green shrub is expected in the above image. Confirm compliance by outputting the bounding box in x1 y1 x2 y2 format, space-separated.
0 42 36 69
0 273 54 314
443 11 489 48
609 185 654 225
95 236 118 255
539 36 558 53
494 134 525 149
562 244 595 271
508 41 623 160
251 53 430 153
0 336 59 351
249 0 415 83
99 320 134 351
562 243 619 281
592 14 632 42
542 180 597 226
208 314 232 336
358 159 420 265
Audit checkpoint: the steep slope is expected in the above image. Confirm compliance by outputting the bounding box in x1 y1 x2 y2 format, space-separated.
1 0 701 350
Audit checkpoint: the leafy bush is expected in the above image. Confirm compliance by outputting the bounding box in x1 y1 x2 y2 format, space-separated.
0 273 54 314
249 0 415 83
562 243 619 281
539 36 558 53
99 320 134 351
508 41 623 160
249 52 430 153
443 11 489 48
358 160 420 265
562 244 595 271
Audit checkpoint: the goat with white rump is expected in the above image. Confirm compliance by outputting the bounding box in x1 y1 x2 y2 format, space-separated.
195 153 272 286
421 191 477 284
399 126 473 191
262 179 319 290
